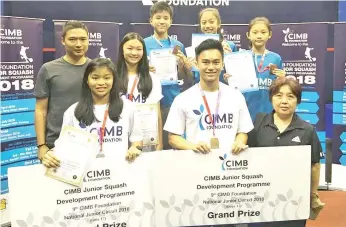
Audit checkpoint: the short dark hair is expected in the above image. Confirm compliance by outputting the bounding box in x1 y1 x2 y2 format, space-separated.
150 1 173 19
269 77 302 104
195 39 224 60
62 20 88 39
75 58 123 126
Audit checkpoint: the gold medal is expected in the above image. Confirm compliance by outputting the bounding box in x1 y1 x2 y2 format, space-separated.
210 137 220 149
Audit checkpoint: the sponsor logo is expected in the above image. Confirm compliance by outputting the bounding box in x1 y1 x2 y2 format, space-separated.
219 153 248 171
282 27 308 47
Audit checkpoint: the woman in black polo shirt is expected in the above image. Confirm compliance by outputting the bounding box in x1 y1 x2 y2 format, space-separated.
248 77 324 227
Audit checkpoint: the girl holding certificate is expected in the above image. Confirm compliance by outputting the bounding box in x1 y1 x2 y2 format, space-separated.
117 32 163 151
187 8 238 84
226 17 286 120
41 58 143 168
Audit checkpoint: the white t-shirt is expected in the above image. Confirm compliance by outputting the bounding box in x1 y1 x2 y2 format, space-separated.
59 98 142 160
124 73 163 104
164 83 254 151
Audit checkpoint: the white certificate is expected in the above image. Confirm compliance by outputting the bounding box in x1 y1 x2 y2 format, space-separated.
45 126 98 187
135 103 159 146
8 155 155 227
149 48 178 84
152 146 311 226
192 33 220 48
225 51 259 92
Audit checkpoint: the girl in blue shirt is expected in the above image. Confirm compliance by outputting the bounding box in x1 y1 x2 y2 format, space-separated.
187 8 238 84
227 17 286 120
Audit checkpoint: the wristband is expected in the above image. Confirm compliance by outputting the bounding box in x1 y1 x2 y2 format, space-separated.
37 143 47 149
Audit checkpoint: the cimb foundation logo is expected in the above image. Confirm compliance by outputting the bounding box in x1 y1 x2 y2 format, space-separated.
219 153 248 171
0 24 23 40
282 27 308 47
221 28 241 45
83 169 111 182
142 0 230 7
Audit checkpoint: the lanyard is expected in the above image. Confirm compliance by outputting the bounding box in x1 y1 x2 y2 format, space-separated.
128 77 139 101
200 85 221 137
99 107 109 152
254 50 270 73
152 34 172 48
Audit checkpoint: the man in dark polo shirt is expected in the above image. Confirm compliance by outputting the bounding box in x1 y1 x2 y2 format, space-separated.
248 77 324 227
34 20 90 161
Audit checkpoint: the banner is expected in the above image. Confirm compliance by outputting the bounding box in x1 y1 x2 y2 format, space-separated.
152 147 311 226
130 23 198 50
221 24 249 50
333 23 346 165
53 20 120 62
8 148 310 227
8 157 154 227
0 16 44 225
267 23 328 153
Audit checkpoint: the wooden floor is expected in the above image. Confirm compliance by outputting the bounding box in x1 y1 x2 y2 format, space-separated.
306 190 346 227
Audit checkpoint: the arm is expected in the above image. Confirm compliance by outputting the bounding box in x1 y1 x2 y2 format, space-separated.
235 133 248 145
127 141 143 162
310 128 323 194
311 163 321 194
35 98 49 160
177 52 193 81
168 133 195 150
164 96 211 153
168 133 210 153
232 94 254 154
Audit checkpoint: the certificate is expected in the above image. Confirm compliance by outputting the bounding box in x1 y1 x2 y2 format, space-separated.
135 103 159 146
8 155 155 227
45 126 98 187
149 48 178 84
225 51 259 92
151 146 311 226
192 33 220 48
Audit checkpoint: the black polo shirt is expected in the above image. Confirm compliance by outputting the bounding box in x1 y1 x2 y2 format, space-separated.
248 112 322 164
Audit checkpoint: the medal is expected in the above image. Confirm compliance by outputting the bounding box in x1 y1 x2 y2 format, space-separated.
210 137 220 149
200 84 221 149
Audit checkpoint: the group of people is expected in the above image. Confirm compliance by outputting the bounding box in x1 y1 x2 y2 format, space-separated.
33 1 324 227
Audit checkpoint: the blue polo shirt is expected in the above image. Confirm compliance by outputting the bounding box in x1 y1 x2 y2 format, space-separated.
243 50 283 120
192 40 238 84
144 36 186 108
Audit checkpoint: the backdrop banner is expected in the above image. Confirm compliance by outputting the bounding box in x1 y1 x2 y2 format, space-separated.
268 23 328 154
0 16 44 226
333 23 346 165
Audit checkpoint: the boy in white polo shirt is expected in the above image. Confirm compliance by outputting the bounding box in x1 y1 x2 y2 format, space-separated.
164 39 253 154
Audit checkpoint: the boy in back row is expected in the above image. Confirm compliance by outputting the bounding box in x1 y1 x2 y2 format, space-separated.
144 2 192 150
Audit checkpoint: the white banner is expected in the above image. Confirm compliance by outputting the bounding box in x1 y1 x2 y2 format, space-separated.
8 146 311 227
8 156 155 227
152 146 311 226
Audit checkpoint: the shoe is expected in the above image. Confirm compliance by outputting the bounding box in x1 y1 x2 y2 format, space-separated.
309 193 325 220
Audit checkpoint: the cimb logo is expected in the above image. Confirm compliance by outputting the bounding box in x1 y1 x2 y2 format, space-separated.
221 28 241 44
282 28 308 47
142 0 230 7
83 169 111 182
219 153 248 171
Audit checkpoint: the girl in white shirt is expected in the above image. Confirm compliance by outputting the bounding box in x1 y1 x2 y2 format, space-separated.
41 58 143 168
117 32 163 151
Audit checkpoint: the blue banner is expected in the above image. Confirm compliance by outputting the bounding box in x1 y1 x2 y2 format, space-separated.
0 16 43 225
333 23 346 165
